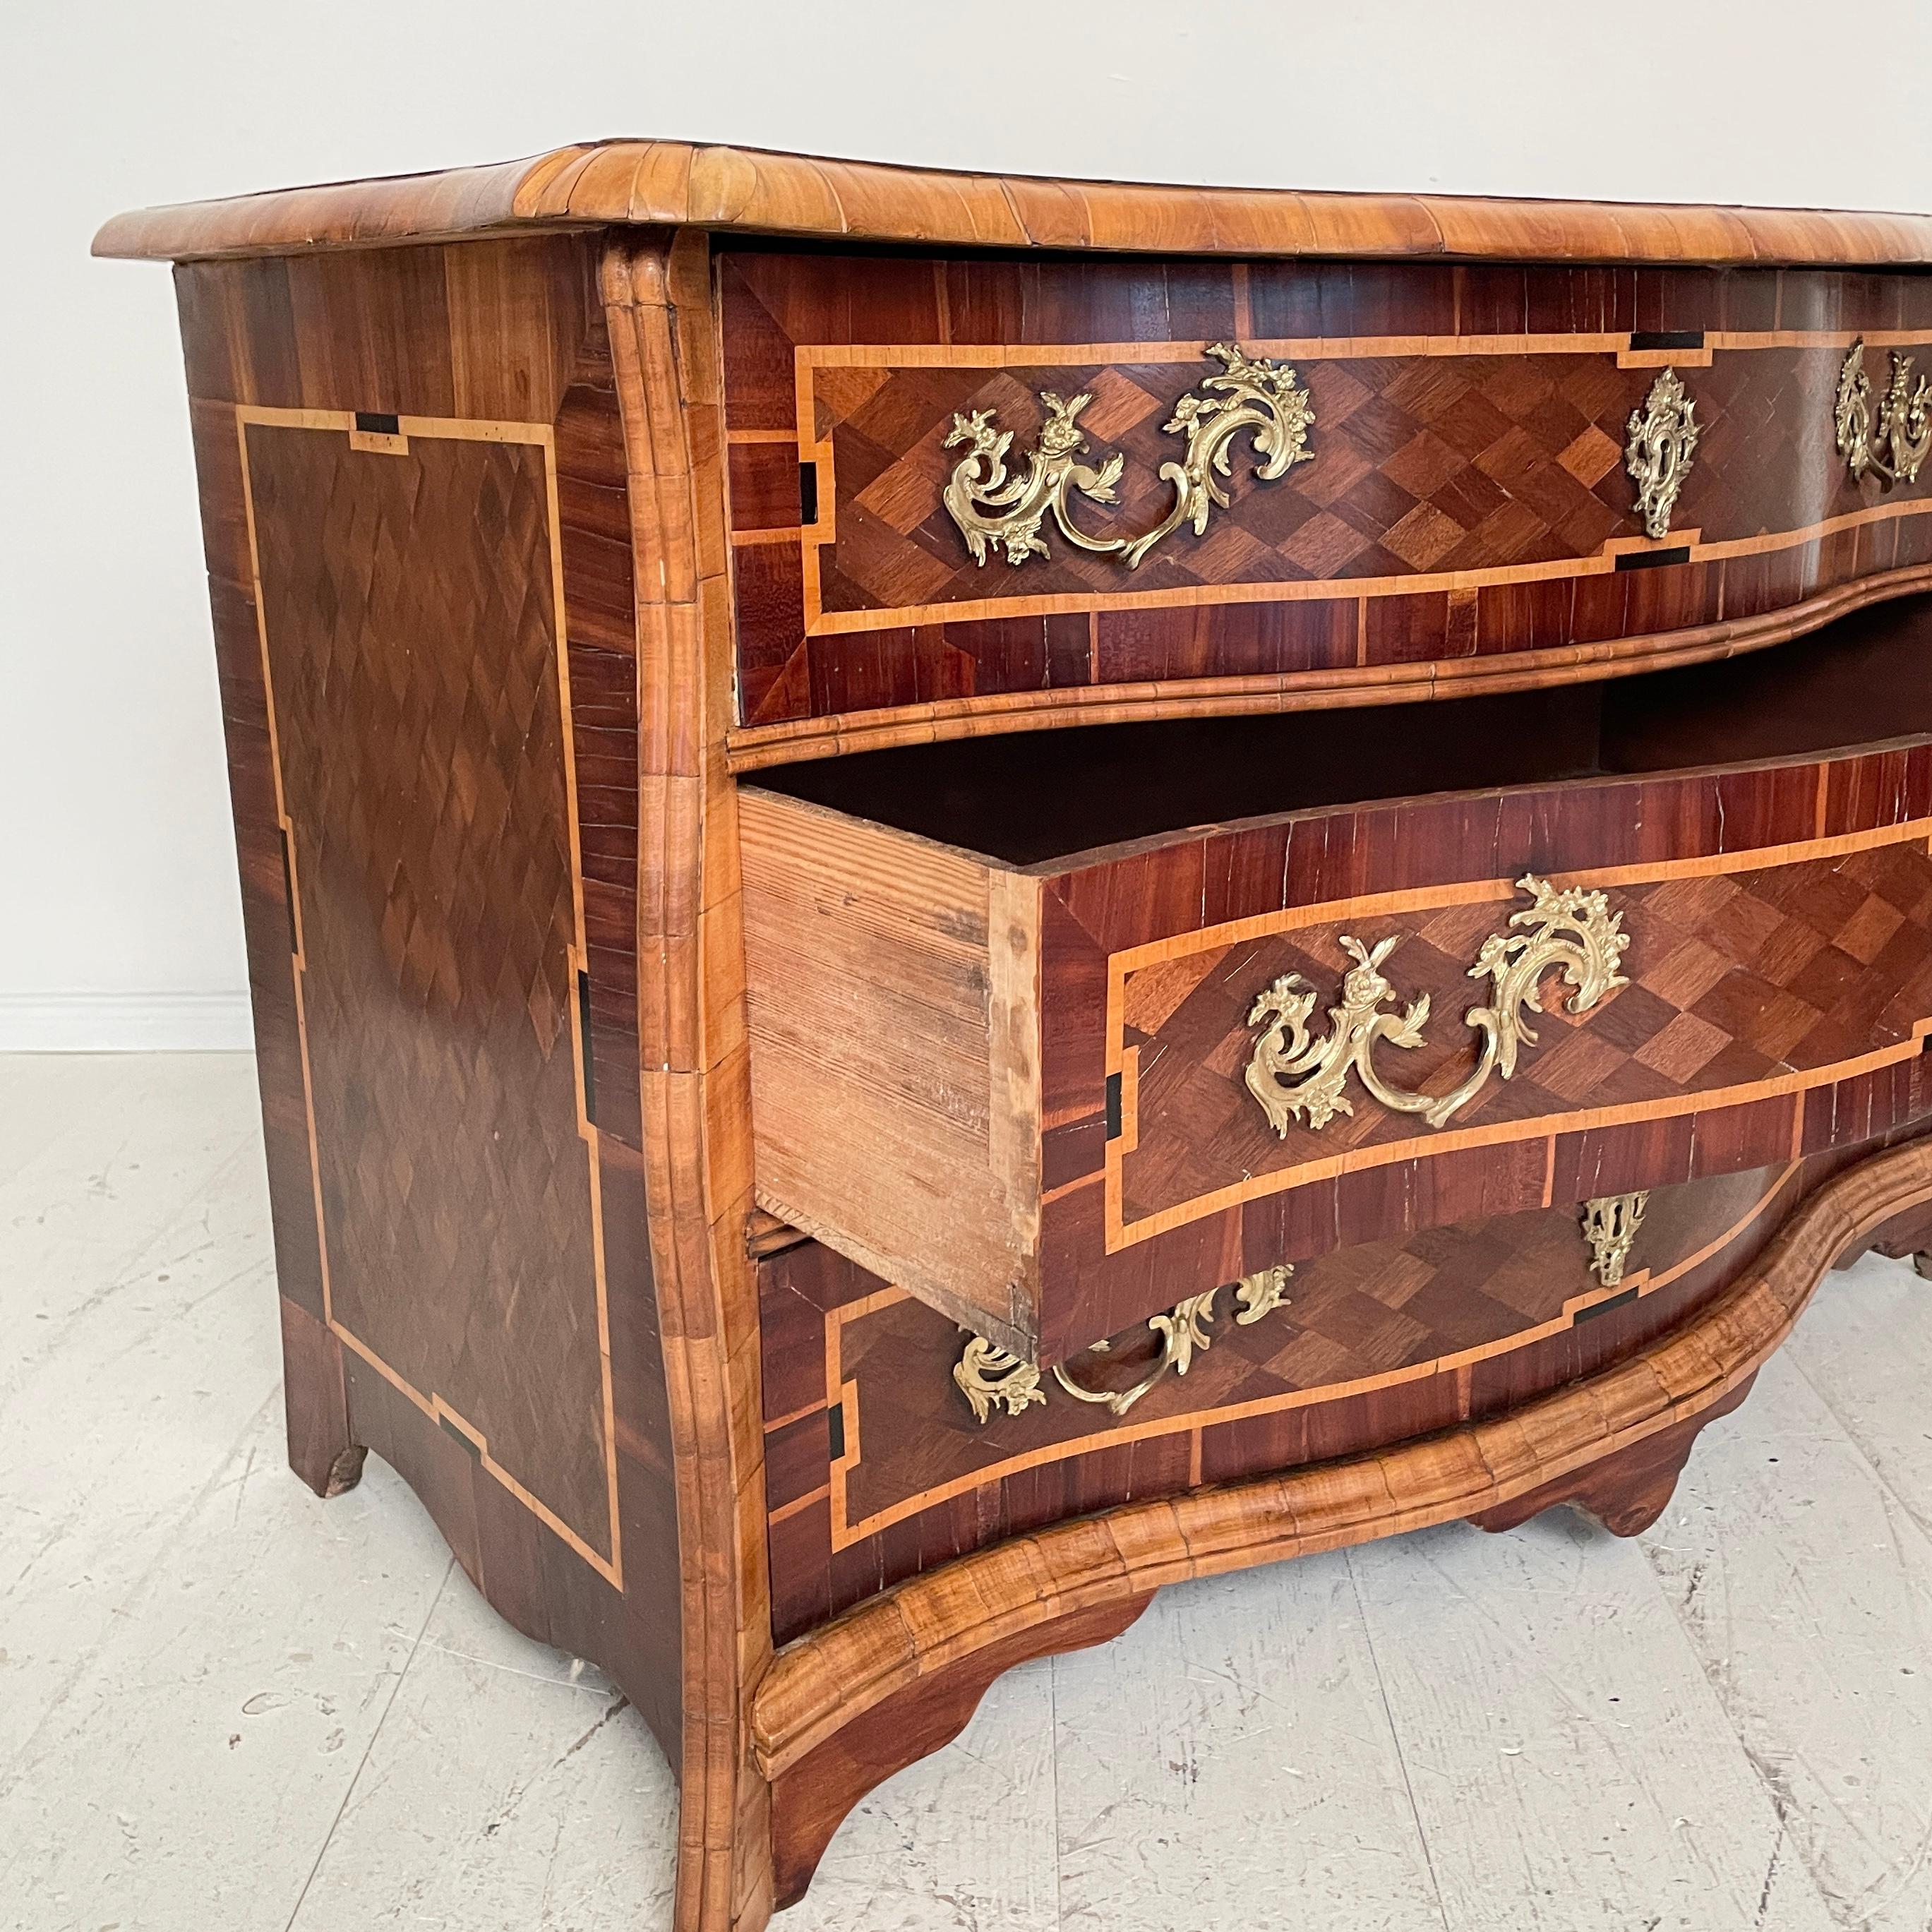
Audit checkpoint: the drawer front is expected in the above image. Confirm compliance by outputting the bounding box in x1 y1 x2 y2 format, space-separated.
1039 744 1932 1352
744 738 1932 1363
759 1157 1834 1643
720 248 1932 760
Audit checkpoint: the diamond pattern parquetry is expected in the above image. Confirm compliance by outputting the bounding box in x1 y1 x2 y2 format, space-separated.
803 342 1926 625
1122 843 1932 1228
247 424 611 1557
815 352 1644 616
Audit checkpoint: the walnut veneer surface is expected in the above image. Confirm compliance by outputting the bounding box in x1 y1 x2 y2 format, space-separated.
100 145 1932 1929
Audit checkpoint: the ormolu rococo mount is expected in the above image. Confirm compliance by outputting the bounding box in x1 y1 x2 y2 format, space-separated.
98 139 1932 1928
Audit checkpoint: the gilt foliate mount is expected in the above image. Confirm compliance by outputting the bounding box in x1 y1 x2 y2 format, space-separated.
1580 1191 1650 1288
954 1266 1294 1426
1836 339 1932 488
1625 366 1700 541
1244 875 1631 1139
940 343 1315 570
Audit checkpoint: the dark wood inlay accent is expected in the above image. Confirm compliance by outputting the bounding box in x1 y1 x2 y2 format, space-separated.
1573 1285 1640 1322
577 968 598 1126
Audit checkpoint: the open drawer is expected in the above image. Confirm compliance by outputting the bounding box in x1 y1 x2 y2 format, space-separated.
741 597 1932 1360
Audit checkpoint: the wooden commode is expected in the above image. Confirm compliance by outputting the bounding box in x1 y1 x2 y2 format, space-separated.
97 142 1932 1928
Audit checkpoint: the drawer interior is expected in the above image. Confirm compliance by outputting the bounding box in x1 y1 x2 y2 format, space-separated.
750 594 1932 865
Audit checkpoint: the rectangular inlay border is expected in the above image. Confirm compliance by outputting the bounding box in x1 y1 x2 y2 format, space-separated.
760 330 1932 641
234 404 623 1586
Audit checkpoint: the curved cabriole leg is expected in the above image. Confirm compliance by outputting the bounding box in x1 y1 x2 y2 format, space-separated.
278 1294 364 1498
1472 1374 1756 1538
1852 1195 1932 1273
769 1596 1151 1909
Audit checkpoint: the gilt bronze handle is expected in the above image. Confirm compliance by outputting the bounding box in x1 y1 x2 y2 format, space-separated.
1243 875 1630 1138
940 342 1314 570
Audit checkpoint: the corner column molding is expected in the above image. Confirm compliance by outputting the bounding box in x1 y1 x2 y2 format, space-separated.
601 234 776 1930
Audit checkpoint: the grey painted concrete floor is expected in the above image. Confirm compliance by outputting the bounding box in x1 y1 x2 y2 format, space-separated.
5 1052 1932 1931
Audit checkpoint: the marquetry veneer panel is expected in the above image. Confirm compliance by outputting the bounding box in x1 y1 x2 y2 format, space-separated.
1043 760 1932 1351
719 249 1932 748
246 416 617 1566
1118 835 1932 1237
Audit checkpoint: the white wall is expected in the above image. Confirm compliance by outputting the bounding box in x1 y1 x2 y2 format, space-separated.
6 0 1932 1048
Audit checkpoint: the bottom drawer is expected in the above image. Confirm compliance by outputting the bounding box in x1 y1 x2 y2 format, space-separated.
757 1144 1894 1644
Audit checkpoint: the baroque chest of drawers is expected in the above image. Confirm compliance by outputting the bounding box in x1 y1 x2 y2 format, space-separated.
99 143 1932 1928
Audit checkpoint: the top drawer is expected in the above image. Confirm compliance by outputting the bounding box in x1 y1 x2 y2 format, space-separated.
742 605 1932 1361
719 247 1932 764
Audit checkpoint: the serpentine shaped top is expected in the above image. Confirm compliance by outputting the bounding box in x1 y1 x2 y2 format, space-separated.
94 143 1932 264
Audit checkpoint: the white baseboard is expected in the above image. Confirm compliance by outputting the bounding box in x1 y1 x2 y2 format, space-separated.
0 992 256 1052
